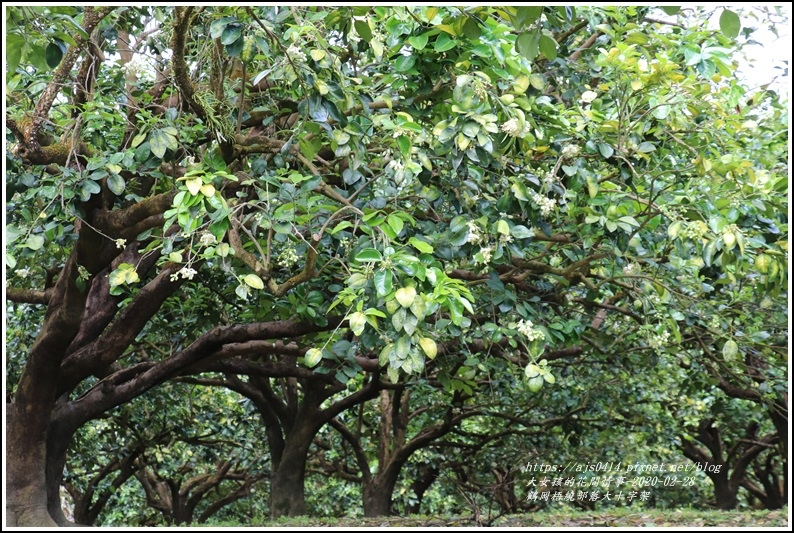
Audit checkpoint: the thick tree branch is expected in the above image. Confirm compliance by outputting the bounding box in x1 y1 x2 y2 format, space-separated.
6 287 53 305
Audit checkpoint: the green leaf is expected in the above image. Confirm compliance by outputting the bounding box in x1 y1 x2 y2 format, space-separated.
379 344 394 366
45 42 64 68
107 174 125 195
722 339 739 362
131 131 148 147
526 375 544 392
374 269 393 297
6 34 25 73
598 143 614 159
391 307 407 332
538 34 557 61
210 17 233 39
354 19 372 42
348 311 367 336
515 6 543 29
434 33 457 52
149 130 168 159
661 7 680 16
719 9 741 38
586 175 599 198
25 234 45 251
396 134 411 156
221 24 242 45
348 273 369 289
394 55 416 73
395 286 417 308
304 348 323 367
408 237 434 254
511 225 534 239
497 219 510 236
667 220 684 239
408 33 429 50
6 225 23 245
387 213 404 235
355 248 382 262
418 337 437 359
242 273 264 290
515 31 539 61
511 182 529 201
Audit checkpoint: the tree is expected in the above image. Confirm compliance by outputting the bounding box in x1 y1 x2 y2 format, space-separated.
5 5 787 525
63 380 269 525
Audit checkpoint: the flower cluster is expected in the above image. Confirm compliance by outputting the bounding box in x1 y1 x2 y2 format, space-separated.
121 55 153 80
561 144 581 160
15 268 32 278
542 172 557 188
286 44 307 63
500 118 530 138
199 232 217 247
517 319 545 342
387 159 405 173
647 329 671 351
472 77 490 100
115 238 127 249
622 262 641 276
476 246 493 264
171 266 197 281
278 245 300 268
682 220 709 240
466 221 485 244
532 192 556 217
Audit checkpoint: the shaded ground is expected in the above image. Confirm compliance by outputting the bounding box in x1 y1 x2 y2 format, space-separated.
254 508 789 528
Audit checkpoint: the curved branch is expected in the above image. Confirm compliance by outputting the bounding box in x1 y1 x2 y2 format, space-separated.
62 315 345 425
6 287 52 305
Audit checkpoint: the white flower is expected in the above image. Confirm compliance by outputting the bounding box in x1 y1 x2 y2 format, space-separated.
286 44 307 62
561 144 580 160
115 238 127 249
15 268 32 279
179 266 197 280
517 319 546 342
501 118 520 137
199 233 217 247
622 262 640 276
532 193 556 217
477 246 493 264
387 159 405 173
648 330 671 351
466 221 485 244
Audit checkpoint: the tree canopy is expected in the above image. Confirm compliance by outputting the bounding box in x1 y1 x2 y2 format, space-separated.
4 5 788 526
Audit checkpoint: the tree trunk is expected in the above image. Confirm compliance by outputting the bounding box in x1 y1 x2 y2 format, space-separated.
710 470 738 510
363 479 394 517
269 426 313 517
6 404 58 527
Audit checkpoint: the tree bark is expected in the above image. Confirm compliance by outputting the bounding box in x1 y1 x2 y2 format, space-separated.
269 424 314 517
362 478 395 517
6 405 58 527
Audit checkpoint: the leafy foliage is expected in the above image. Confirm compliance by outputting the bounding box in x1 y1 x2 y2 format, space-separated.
4 5 787 526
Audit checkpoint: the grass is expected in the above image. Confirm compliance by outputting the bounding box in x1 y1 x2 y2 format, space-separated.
236 507 789 528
